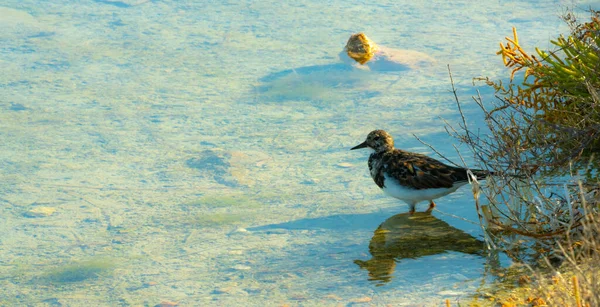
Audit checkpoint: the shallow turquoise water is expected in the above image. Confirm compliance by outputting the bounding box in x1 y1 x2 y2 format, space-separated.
0 0 595 305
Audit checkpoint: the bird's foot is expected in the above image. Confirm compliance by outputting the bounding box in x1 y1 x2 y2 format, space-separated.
425 201 436 213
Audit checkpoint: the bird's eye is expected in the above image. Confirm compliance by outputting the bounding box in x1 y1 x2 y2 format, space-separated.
373 136 380 141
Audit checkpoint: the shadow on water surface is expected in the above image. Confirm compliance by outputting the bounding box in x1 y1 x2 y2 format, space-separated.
248 207 399 232
257 63 381 102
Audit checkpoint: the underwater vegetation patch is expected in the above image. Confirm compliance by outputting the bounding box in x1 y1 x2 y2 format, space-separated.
165 194 267 229
40 259 115 283
187 213 245 227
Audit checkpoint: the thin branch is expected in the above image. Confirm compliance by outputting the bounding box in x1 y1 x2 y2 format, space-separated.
412 133 462 168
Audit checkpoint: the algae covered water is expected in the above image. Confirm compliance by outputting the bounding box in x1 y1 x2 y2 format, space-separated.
0 0 587 305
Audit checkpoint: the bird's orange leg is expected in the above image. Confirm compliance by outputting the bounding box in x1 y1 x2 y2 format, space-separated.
426 201 436 213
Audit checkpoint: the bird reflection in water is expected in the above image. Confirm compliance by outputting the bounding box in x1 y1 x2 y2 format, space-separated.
354 211 486 286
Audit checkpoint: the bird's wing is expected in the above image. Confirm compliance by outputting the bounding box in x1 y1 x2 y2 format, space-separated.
383 151 469 190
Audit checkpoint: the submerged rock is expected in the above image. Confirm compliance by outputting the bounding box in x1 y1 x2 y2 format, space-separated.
24 206 56 218
258 32 433 101
186 149 269 187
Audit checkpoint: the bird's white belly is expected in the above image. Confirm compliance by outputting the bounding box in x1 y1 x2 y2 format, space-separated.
381 174 467 204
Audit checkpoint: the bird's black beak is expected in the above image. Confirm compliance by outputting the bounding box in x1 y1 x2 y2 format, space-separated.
351 141 368 150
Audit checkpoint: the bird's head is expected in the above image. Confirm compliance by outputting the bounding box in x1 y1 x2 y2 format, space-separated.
351 130 394 153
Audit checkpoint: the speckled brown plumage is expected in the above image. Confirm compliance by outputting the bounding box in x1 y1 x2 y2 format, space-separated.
351 130 491 213
368 149 489 190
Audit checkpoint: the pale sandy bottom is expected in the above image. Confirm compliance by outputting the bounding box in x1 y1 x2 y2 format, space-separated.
0 0 585 305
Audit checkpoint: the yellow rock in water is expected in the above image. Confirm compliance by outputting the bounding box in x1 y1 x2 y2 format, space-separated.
344 33 378 65
25 207 56 217
340 32 435 71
